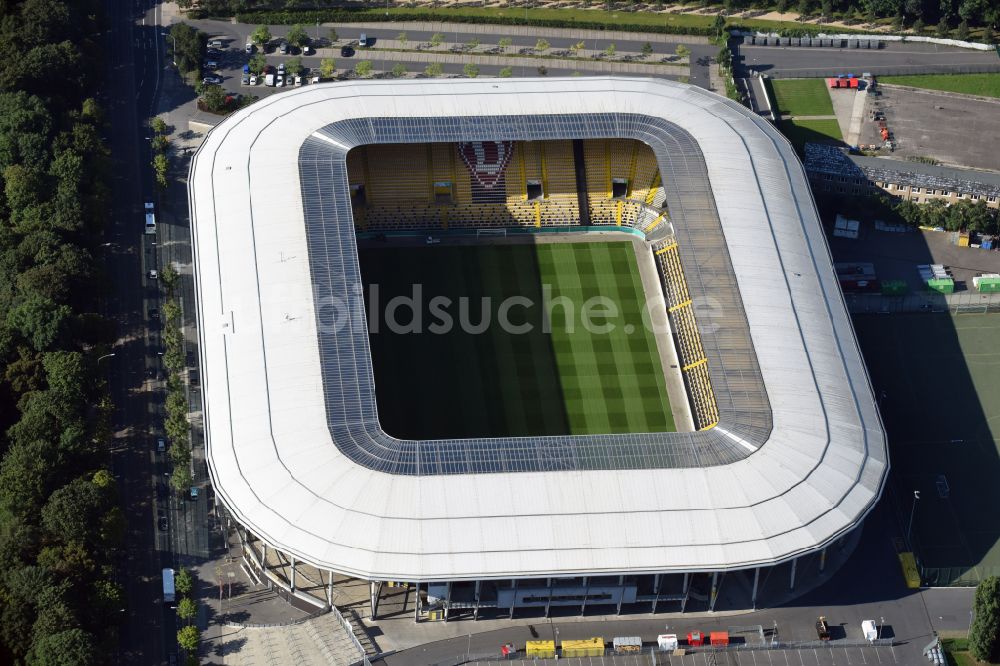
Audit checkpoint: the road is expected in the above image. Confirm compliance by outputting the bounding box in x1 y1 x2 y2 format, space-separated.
737 40 1000 78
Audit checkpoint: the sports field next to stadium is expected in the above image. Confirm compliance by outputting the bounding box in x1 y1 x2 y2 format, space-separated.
360 241 675 441
769 78 836 117
854 312 1000 586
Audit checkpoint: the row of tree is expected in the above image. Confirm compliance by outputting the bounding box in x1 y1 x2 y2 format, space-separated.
0 0 124 663
893 197 1000 235
173 568 201 665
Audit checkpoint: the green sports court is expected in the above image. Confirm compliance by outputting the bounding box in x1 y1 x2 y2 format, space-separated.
359 241 675 441
853 312 1000 585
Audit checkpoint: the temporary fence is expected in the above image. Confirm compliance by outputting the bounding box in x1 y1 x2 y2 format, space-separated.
844 290 1000 314
763 63 1000 78
330 604 375 666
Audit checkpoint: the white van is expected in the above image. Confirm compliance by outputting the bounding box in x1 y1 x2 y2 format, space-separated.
359 33 368 47
144 212 156 235
265 72 275 86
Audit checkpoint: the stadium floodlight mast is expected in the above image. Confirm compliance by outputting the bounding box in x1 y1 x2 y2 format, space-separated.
906 490 921 549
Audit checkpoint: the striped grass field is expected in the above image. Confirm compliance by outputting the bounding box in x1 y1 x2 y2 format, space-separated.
770 78 836 117
780 118 844 154
360 242 674 440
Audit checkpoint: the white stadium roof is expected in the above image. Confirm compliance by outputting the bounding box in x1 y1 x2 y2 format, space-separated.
189 77 887 582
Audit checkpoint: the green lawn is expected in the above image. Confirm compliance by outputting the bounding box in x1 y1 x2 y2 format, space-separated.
770 78 836 117
881 73 1000 99
854 313 1000 586
360 242 674 440
780 118 844 153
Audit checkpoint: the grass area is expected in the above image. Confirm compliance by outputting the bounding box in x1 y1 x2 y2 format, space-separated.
360 242 674 440
853 313 1000 586
770 78 836 117
779 118 844 153
381 5 717 30
881 73 1000 99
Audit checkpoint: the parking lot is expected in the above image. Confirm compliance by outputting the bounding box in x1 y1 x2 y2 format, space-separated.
860 84 1000 170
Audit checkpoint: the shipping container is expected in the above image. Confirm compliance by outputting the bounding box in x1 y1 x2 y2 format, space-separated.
525 641 556 658
881 280 908 296
562 638 604 657
710 632 730 646
613 637 642 654
974 276 1000 292
927 277 955 294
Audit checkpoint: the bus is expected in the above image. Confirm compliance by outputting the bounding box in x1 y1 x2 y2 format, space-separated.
162 568 175 603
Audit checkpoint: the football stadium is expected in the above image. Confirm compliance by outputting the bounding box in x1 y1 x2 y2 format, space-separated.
188 77 889 619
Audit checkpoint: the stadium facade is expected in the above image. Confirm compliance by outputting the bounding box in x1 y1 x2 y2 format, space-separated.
188 77 888 618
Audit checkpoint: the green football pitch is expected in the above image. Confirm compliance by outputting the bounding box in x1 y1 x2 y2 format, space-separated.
359 241 675 440
854 313 1000 586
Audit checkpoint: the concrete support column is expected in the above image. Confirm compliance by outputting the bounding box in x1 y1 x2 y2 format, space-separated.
616 575 625 615
260 542 267 570
510 580 518 619
709 571 719 612
819 547 828 572
652 574 661 613
444 581 452 621
370 580 382 620
544 578 552 618
580 577 588 616
680 572 690 613
326 570 335 607
751 567 760 610
289 557 297 592
414 582 421 622
474 580 481 621
789 557 798 591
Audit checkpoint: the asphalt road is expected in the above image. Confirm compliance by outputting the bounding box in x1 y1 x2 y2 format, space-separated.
737 41 1000 77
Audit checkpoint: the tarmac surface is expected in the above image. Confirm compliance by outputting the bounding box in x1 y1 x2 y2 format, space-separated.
739 40 1000 78
863 85 1000 171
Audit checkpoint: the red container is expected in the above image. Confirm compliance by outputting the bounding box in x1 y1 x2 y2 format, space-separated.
710 631 730 646
687 631 704 646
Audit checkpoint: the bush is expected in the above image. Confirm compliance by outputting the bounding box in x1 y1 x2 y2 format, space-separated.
970 576 1000 662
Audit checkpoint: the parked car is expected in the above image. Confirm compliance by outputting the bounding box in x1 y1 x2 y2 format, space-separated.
189 487 199 501
202 75 223 85
208 38 224 48
277 62 285 74
241 74 250 85
276 74 284 87
294 74 302 86
245 42 253 53
310 74 320 84
359 32 369 47
148 308 159 320
278 41 288 54
203 60 219 70
249 74 258 85
340 45 354 57
147 269 158 280
157 438 166 452
158 514 168 532
302 45 313 55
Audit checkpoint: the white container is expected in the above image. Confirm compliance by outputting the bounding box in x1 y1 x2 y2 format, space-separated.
657 634 678 651
862 619 878 641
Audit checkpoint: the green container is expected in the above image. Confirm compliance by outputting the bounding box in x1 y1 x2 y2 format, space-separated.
881 279 908 296
977 278 1000 293
927 278 955 294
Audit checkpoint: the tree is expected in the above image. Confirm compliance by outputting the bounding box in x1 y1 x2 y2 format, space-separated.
570 40 585 55
153 153 168 189
151 117 167 135
6 294 71 351
821 0 833 17
776 0 789 12
391 63 407 77
200 84 227 113
424 62 443 77
499 66 513 77
797 0 812 18
171 465 193 493
0 440 60 519
29 628 97 666
641 42 653 56
168 23 206 76
285 57 303 75
42 351 87 407
957 18 970 39
177 597 198 623
151 135 168 153
465 38 480 51
397 31 407 47
913 17 925 31
463 63 480 78
286 24 307 48
319 58 336 78
177 625 200 654
535 38 550 52
936 16 951 36
604 42 617 56
537 65 548 76
429 32 444 48
969 576 1000 662
498 37 512 52
41 477 110 547
329 28 338 43
251 25 271 48
676 44 691 58
175 568 194 597
248 53 267 75
354 60 373 78
983 24 994 44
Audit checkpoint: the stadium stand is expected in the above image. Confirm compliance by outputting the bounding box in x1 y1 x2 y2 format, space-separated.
347 139 666 231
654 240 720 430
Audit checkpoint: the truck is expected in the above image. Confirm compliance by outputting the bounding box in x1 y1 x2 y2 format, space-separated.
265 72 275 86
162 568 175 603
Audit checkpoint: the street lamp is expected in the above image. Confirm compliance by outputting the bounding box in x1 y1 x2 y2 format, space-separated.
878 615 884 639
165 32 176 66
906 490 921 549
97 352 117 364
